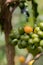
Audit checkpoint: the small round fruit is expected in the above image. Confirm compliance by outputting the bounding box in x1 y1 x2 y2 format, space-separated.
21 40 27 48
20 35 25 40
38 31 43 38
24 26 33 34
9 31 20 39
21 34 29 41
9 33 15 39
28 39 33 44
18 40 22 49
29 32 33 37
15 33 20 39
31 33 39 38
33 38 40 43
11 39 18 46
40 40 43 46
19 56 25 63
13 32 20 39
18 27 24 35
24 34 29 41
39 22 43 30
34 27 40 33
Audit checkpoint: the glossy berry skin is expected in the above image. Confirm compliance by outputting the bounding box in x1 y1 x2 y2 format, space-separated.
40 40 43 46
24 26 33 34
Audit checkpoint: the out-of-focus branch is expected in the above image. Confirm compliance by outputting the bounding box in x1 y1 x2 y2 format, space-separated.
0 0 19 65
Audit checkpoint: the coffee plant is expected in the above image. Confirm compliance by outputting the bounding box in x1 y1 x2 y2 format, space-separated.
0 0 43 65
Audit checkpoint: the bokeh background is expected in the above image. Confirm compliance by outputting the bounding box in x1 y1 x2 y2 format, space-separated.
0 0 43 65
